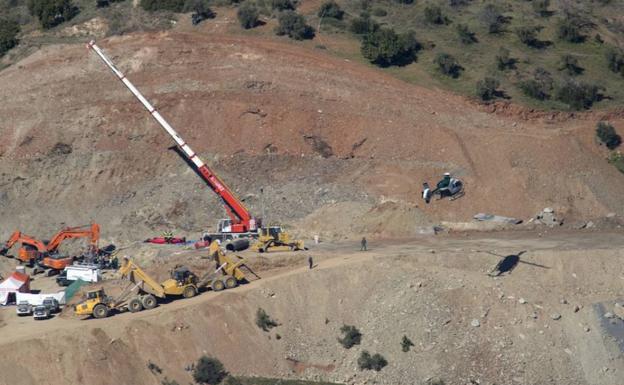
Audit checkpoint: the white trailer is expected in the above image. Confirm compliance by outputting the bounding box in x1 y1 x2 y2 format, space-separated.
56 265 101 286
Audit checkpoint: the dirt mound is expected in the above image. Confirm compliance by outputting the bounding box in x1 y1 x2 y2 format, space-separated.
295 200 433 241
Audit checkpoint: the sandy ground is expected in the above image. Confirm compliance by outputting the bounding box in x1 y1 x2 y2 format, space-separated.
1 230 624 385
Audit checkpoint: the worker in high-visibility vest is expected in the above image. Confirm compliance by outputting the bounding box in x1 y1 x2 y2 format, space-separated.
162 230 174 243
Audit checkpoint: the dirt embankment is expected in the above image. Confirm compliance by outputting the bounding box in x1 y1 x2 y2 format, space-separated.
1 232 624 385
1 31 624 242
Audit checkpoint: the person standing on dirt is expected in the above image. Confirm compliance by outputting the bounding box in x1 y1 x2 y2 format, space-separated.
360 237 367 251
308 256 314 269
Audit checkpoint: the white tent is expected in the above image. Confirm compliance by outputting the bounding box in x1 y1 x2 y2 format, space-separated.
0 272 30 305
16 291 66 306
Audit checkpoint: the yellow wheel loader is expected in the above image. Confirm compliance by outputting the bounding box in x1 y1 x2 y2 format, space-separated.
251 226 306 253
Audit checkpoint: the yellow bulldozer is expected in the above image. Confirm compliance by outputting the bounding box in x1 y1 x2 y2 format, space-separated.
75 252 253 319
250 226 306 253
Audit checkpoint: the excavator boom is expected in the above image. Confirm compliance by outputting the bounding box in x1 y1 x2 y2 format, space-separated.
1 231 47 254
46 223 100 253
87 41 256 233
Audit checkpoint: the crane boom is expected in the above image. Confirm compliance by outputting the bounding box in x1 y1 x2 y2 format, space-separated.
87 40 256 233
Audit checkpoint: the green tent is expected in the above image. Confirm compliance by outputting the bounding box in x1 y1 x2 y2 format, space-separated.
65 279 88 302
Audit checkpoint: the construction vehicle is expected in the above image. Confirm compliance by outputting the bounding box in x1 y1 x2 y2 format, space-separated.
75 251 252 319
40 223 100 271
87 41 259 239
0 231 47 266
87 42 309 247
423 173 464 203
1 224 101 269
251 226 306 253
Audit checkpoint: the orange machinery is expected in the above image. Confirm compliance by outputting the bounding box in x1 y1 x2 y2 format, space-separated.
0 223 100 270
0 231 47 266
41 223 100 271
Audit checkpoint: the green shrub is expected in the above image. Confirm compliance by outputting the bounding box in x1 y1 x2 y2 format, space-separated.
185 0 215 24
0 18 19 56
519 68 553 100
394 0 414 3
140 0 185 12
193 356 227 385
515 25 542 48
147 361 162 374
532 0 550 17
361 28 420 67
222 376 243 385
161 378 180 385
357 351 388 371
275 11 314 40
338 324 362 349
476 77 500 101
255 308 278 331
608 151 624 174
350 15 379 35
401 335 414 352
557 16 585 43
434 52 463 78
496 47 515 70
480 4 506 34
424 4 448 25
237 1 259 29
271 0 294 11
559 54 583 76
456 23 476 44
27 0 78 29
555 79 603 110
596 121 621 150
606 47 624 76
318 0 343 19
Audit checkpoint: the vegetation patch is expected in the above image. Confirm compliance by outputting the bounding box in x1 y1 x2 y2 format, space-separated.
255 308 278 331
596 121 621 150
361 28 420 67
357 351 388 371
337 324 361 349
193 356 228 385
0 18 19 56
275 10 314 40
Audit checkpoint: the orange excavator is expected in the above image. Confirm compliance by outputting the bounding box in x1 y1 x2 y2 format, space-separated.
0 223 100 270
0 231 47 266
41 223 100 271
